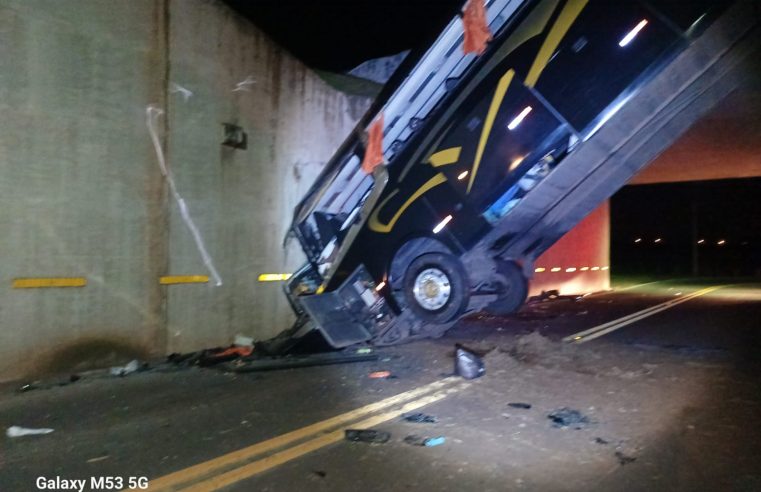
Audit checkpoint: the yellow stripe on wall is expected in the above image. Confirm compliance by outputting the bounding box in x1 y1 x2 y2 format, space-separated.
160 275 209 285
12 277 87 288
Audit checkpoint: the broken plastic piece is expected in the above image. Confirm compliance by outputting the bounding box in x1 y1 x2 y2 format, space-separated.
109 359 140 377
402 413 438 424
7 426 54 438
368 370 392 379
424 436 446 447
403 434 446 446
547 407 591 429
234 335 254 348
455 345 485 379
344 429 390 444
507 402 532 409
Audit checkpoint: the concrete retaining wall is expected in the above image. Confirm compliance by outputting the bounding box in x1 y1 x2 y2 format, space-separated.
0 0 370 381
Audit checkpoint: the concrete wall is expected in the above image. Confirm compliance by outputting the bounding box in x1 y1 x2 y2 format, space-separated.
0 0 370 381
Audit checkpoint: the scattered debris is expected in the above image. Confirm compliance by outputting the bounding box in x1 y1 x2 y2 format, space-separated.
86 455 110 464
402 413 438 424
614 450 637 465
404 434 446 447
18 374 81 393
312 470 327 478
7 426 54 438
455 345 485 379
233 334 254 348
594 437 610 445
344 429 390 444
356 348 373 355
424 436 446 447
508 402 532 409
511 331 555 362
547 407 592 429
109 359 142 377
369 371 392 379
228 352 377 373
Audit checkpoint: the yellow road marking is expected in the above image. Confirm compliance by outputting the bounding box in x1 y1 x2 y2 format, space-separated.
564 286 722 343
12 277 87 288
180 384 469 492
160 276 209 285
149 378 459 491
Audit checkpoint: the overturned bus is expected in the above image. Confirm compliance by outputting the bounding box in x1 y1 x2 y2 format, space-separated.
282 0 758 347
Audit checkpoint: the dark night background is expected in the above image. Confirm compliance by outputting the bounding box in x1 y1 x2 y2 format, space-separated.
612 179 761 277
226 0 463 70
229 0 760 279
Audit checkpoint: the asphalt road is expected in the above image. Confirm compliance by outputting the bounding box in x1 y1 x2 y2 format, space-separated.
1 279 759 491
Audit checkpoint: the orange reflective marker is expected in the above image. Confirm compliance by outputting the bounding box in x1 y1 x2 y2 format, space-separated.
462 0 493 55
361 114 385 174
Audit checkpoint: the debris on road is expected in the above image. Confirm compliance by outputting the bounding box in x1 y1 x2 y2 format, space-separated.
510 331 554 362
345 429 390 444
7 426 54 438
109 359 142 377
402 412 438 423
403 434 446 447
18 374 81 393
547 407 592 429
507 402 532 409
86 455 110 464
368 371 392 379
228 352 378 373
233 334 254 348
594 437 610 445
614 450 637 465
455 345 485 379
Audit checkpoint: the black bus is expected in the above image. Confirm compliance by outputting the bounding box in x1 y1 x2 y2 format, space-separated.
282 0 755 347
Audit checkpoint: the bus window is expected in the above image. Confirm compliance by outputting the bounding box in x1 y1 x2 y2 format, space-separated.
470 82 573 213
534 0 683 134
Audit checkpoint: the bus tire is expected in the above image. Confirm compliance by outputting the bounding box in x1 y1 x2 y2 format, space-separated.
485 260 528 316
403 252 470 324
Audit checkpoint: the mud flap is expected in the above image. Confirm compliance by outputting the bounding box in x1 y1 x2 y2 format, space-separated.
298 266 395 348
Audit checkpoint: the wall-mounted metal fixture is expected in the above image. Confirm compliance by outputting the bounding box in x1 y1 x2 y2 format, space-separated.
222 123 247 149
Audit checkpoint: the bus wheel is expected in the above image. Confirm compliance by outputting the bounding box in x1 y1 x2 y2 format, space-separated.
485 260 528 316
403 253 470 324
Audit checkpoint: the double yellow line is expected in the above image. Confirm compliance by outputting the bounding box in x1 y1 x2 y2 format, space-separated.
563 285 723 344
148 377 468 491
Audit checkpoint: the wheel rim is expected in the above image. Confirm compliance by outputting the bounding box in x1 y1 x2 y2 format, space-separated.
412 268 451 311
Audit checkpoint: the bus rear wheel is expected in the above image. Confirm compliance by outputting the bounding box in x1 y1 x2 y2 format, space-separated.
485 260 528 316
403 252 470 324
